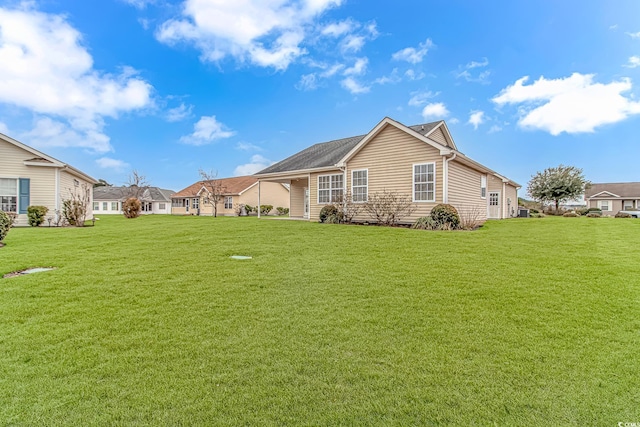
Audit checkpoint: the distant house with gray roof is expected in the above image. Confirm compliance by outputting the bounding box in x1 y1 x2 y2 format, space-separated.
93 186 174 215
584 182 640 214
255 117 520 223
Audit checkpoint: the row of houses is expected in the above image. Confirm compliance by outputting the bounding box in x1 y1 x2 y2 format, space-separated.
1 116 635 226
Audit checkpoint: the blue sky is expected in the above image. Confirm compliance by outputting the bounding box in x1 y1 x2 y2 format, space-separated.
1 0 639 194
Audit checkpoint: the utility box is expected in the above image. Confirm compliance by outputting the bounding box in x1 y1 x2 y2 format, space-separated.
518 208 529 218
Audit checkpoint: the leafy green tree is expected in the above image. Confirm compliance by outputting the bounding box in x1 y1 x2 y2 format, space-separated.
527 165 590 213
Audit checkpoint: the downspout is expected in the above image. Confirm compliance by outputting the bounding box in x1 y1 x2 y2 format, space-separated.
502 182 506 218
443 152 457 204
55 168 60 223
257 180 261 219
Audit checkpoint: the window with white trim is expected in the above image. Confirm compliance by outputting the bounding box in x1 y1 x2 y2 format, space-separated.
111 202 118 211
623 200 633 210
93 201 99 211
318 174 344 204
192 198 199 210
352 170 368 202
413 163 435 202
102 202 108 211
142 202 153 212
224 196 233 209
481 175 487 199
159 203 166 210
0 178 17 212
597 200 610 211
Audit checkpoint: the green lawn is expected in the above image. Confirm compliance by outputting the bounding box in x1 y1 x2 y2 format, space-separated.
1 215 638 425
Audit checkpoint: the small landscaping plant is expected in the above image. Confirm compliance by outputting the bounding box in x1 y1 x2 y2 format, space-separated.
122 198 142 219
27 205 49 227
319 205 343 223
615 211 632 218
0 210 11 243
276 207 289 216
411 216 437 230
430 204 460 229
363 190 415 226
586 212 601 218
244 205 254 215
563 211 579 217
260 205 273 216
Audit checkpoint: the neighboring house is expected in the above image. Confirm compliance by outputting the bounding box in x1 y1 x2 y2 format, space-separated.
0 132 96 226
584 182 640 214
93 186 175 215
255 117 520 223
171 175 289 216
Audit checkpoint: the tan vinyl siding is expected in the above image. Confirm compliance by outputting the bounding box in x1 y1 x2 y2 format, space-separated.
346 124 443 222
448 161 487 222
427 127 448 147
289 179 306 218
1 139 57 225
504 184 518 218
60 170 94 220
241 182 290 214
309 171 328 222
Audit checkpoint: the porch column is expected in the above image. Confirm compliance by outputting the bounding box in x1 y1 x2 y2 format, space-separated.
257 180 261 218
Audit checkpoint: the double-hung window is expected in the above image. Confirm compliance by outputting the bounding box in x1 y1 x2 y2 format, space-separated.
102 202 108 211
111 202 118 211
93 201 99 211
0 178 18 212
318 174 344 204
224 196 233 209
352 170 368 202
597 200 610 211
413 163 435 202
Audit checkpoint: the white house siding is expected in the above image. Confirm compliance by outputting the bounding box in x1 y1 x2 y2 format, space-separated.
448 160 487 222
344 124 444 223
289 180 306 218
0 139 57 226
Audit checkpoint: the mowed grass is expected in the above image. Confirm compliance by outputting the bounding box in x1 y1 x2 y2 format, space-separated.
0 215 639 425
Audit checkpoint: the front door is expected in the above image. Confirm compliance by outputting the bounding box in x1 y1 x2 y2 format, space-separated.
185 198 190 213
304 188 309 219
488 192 500 219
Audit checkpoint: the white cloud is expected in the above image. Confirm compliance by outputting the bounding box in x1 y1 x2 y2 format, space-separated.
449 117 460 125
492 73 640 135
340 35 365 52
0 6 153 153
296 73 318 90
624 56 640 68
121 0 156 9
320 63 344 77
321 20 354 37
454 57 490 84
488 125 502 133
343 57 368 76
166 103 193 122
234 154 272 176
609 24 618 30
421 102 449 120
626 31 640 39
405 69 425 81
156 0 342 70
408 90 438 107
467 111 485 129
23 117 112 152
180 115 236 145
341 77 370 94
0 121 8 134
392 38 433 64
96 157 130 172
236 142 263 152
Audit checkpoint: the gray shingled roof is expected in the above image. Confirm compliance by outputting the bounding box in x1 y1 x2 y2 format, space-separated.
257 121 442 175
585 182 640 198
93 186 175 202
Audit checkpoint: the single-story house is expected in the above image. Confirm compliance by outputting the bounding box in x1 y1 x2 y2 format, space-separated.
1 132 96 226
171 175 290 216
93 186 175 215
584 182 640 214
255 117 520 223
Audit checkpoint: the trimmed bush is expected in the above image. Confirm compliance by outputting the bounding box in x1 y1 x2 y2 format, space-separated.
615 211 632 218
430 204 460 229
411 216 437 230
244 204 254 215
0 211 10 243
122 198 142 219
27 205 49 227
276 207 289 216
588 207 602 213
577 207 590 216
529 208 539 214
319 205 339 223
260 205 273 216
586 212 601 218
563 212 579 217
5 211 17 227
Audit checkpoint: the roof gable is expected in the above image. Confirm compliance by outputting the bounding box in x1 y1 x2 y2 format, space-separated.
172 176 260 198
585 182 640 199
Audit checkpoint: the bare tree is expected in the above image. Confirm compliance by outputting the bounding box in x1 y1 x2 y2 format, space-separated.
363 190 416 226
62 183 92 227
199 169 227 217
334 191 361 223
124 170 150 200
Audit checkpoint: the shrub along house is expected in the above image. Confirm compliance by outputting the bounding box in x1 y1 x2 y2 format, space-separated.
254 117 519 223
584 182 640 215
93 186 175 215
171 175 289 216
0 132 96 226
